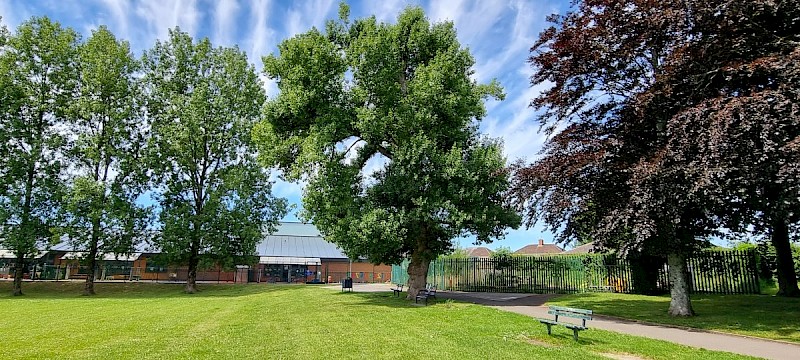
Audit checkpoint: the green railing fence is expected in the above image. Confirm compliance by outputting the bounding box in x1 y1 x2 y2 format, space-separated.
392 249 760 295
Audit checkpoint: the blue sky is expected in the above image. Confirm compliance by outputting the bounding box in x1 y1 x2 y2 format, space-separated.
0 0 573 251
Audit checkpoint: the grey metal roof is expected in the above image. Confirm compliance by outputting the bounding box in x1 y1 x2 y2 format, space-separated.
255 235 347 259
272 222 322 237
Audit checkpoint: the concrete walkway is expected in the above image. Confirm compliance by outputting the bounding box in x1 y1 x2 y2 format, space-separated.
437 291 800 360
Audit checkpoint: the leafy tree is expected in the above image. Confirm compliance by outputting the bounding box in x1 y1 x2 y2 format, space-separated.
512 0 702 316
513 0 800 316
256 5 520 298
491 246 514 258
0 17 79 296
650 1 800 296
60 26 150 295
142 29 287 293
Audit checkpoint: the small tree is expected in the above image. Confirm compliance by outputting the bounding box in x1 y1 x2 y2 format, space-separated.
0 17 79 296
256 5 520 298
143 29 287 293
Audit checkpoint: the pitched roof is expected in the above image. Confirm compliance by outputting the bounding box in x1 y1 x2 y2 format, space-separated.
464 247 492 257
515 239 563 255
563 241 597 254
255 235 347 259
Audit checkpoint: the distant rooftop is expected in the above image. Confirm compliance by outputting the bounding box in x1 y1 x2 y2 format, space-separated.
515 239 563 255
563 241 597 254
464 247 492 257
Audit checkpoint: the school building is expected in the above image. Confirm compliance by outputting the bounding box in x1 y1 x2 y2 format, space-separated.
0 222 392 284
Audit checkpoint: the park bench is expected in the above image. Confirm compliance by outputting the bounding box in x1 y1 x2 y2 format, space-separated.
537 305 592 341
390 283 404 297
414 284 437 305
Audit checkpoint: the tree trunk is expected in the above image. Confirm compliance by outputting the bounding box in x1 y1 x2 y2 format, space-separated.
83 228 99 296
667 252 694 316
406 253 431 300
185 241 199 294
406 229 432 300
13 253 24 296
771 218 800 297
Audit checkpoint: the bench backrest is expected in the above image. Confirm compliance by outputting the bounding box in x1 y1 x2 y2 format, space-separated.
548 306 592 326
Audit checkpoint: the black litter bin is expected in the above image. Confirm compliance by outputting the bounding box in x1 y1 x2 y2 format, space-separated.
342 277 353 292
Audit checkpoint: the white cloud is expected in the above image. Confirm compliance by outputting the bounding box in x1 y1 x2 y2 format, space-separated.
134 0 201 41
284 0 336 38
247 0 275 68
471 0 547 83
480 63 551 163
97 0 130 41
213 0 240 46
0 1 24 28
429 0 507 48
363 1 408 23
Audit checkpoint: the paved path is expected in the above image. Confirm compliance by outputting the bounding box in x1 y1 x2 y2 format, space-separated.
437 291 800 360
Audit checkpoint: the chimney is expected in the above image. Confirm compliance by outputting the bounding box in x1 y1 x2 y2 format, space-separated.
538 239 544 246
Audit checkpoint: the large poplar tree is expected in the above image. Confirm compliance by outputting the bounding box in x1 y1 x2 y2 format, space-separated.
0 17 79 296
256 5 520 298
143 29 287 293
61 26 150 295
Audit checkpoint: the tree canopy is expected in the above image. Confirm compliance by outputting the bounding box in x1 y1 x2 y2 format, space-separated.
143 29 287 293
59 26 151 295
0 17 79 296
256 5 520 297
512 0 800 316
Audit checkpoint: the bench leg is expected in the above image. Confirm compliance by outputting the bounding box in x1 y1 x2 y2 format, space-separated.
572 328 579 341
545 323 552 335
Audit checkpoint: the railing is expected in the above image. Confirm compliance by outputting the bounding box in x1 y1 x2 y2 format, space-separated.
392 249 761 295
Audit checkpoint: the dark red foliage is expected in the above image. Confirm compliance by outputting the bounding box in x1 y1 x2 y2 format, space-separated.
514 0 800 292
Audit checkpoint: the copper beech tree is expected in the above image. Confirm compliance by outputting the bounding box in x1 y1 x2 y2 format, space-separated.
512 0 800 317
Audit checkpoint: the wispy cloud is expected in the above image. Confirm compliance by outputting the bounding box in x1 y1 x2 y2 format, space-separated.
284 0 336 37
362 1 408 23
247 0 274 68
429 0 507 47
134 0 201 41
96 0 130 41
0 1 24 28
213 0 240 46
481 65 551 163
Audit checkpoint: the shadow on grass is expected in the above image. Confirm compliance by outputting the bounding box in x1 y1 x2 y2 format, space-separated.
331 290 425 308
0 281 310 299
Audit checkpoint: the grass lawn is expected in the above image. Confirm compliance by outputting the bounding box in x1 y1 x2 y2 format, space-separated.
0 282 756 360
548 292 800 343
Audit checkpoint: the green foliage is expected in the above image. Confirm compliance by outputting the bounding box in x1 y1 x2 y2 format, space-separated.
256 6 520 271
439 247 469 260
491 246 513 258
0 17 80 294
142 29 287 289
734 241 800 283
58 27 150 288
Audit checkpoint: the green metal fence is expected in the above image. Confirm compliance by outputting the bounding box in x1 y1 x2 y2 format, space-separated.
392 249 760 295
